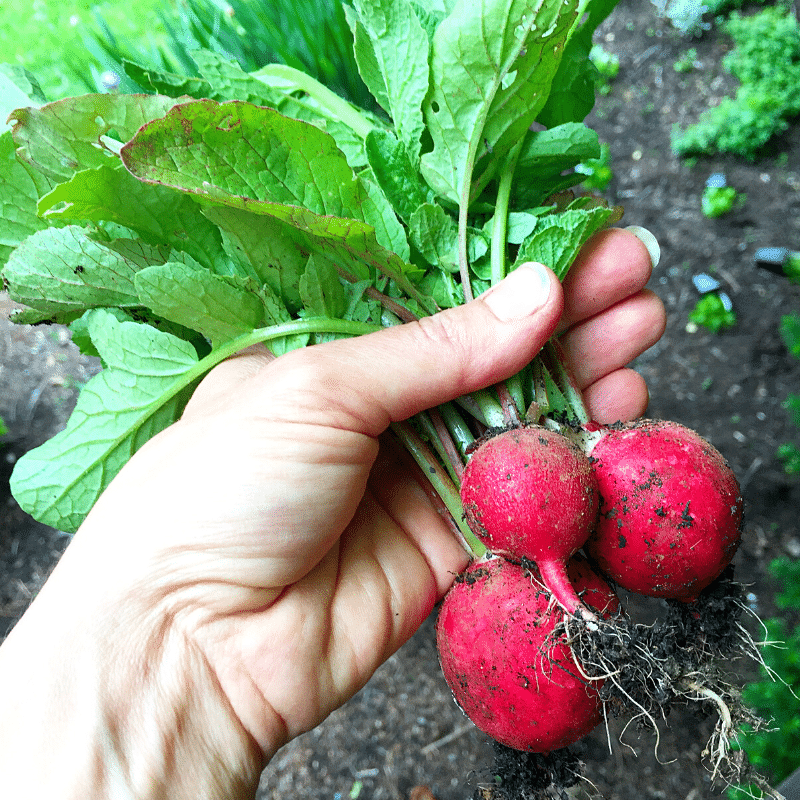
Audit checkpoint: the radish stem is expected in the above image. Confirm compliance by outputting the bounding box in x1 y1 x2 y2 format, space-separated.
438 402 475 459
416 410 464 484
391 421 485 557
490 141 524 286
542 341 591 424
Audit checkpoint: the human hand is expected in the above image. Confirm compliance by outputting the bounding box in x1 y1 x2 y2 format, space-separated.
0 228 665 799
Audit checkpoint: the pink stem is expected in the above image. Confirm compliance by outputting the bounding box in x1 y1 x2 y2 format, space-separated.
496 382 521 428
428 407 465 481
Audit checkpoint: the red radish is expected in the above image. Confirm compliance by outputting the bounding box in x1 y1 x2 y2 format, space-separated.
436 555 619 753
584 420 743 602
460 425 599 614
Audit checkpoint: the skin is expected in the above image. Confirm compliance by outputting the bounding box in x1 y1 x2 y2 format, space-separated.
0 229 664 799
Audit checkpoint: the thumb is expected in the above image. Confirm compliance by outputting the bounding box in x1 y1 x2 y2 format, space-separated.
232 262 564 435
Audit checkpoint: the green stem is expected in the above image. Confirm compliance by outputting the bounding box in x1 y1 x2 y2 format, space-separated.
457 186 476 302
415 411 463 484
189 318 382 382
469 388 508 428
455 14 539 299
542 340 590 425
391 421 485 558
438 402 475 460
503 370 526 420
490 140 524 286
252 64 374 139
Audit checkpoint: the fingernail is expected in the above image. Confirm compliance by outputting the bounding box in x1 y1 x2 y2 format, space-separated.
480 262 552 321
625 225 661 268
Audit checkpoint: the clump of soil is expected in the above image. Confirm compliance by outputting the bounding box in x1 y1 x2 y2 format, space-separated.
474 743 582 800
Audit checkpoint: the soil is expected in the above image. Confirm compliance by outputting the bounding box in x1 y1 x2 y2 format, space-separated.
1 0 800 797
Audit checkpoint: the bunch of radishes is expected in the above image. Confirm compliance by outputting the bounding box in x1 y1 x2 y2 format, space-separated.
436 418 744 755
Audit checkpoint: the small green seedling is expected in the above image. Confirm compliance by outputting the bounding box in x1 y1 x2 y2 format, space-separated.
786 253 800 284
688 292 737 332
674 48 699 73
701 184 742 217
576 142 614 192
589 44 619 96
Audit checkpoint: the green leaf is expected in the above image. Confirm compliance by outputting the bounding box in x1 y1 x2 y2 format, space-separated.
191 49 288 105
514 206 614 279
299 255 347 319
537 0 621 126
121 100 431 312
2 226 169 318
0 131 49 265
37 164 227 271
10 94 182 183
10 310 201 533
505 212 539 245
420 0 577 203
121 99 385 238
409 202 459 270
352 0 429 163
511 122 601 205
780 314 800 357
204 204 308 312
122 59 212 98
409 202 488 272
365 128 430 224
134 262 266 346
1 65 46 133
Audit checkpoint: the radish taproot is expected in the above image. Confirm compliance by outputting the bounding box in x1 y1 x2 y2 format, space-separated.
583 419 743 601
436 554 619 753
460 426 599 615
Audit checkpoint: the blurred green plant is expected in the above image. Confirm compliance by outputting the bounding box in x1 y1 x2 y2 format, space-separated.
575 141 614 191
728 558 800 799
672 4 800 160
701 184 743 217
0 415 7 438
673 47 699 73
0 0 169 100
688 292 736 332
786 253 800 284
777 313 800 475
80 0 372 108
589 44 619 95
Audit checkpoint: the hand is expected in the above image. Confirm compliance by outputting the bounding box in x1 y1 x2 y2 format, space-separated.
0 228 665 799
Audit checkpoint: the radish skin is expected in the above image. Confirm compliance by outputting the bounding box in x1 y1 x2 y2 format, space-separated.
436 555 619 752
460 426 599 614
584 420 743 601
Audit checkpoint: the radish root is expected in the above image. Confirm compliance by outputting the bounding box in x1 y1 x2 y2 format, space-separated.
556 568 781 793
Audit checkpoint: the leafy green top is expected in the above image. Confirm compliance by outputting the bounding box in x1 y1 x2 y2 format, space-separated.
1 0 620 533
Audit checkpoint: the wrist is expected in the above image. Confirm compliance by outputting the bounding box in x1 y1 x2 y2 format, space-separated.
0 550 264 800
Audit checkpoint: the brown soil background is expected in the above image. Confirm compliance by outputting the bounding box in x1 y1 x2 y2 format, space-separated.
2 0 800 797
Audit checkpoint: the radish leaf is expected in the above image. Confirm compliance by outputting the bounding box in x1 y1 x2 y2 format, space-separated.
3 226 168 319
10 94 181 182
120 100 409 262
0 132 48 265
514 206 616 279
420 0 577 203
352 0 429 163
133 262 268 346
9 309 202 533
36 164 227 271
